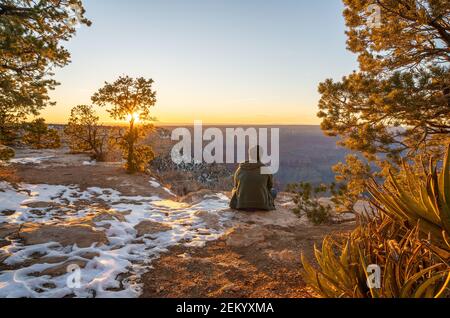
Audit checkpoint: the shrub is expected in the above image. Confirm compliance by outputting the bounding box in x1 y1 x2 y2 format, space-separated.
287 182 334 225
0 123 19 146
23 118 61 149
122 142 155 174
0 145 15 161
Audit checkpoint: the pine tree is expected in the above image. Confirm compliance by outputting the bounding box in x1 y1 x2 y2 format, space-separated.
318 0 449 166
0 0 90 143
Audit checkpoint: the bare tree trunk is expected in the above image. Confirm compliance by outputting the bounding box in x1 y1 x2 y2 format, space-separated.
127 119 135 173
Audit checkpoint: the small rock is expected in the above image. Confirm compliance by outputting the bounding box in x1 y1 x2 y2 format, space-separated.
1 210 16 216
77 252 100 260
219 283 240 293
40 256 69 264
42 283 57 289
267 249 299 263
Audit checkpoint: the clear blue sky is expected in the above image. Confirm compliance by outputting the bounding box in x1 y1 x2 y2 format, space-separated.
44 0 358 125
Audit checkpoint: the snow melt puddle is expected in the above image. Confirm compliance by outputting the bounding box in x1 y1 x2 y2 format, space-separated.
0 181 232 298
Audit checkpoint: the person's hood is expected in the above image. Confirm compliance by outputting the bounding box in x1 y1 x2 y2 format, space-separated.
239 161 265 170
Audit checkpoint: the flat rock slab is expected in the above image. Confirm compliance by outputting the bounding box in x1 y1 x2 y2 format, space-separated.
20 223 108 248
225 225 273 248
194 211 222 231
0 223 20 239
90 210 128 223
40 260 88 277
134 220 172 237
232 205 307 228
267 249 299 263
0 239 9 248
24 202 60 209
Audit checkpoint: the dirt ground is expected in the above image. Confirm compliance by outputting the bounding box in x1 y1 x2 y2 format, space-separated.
1 147 356 298
140 222 354 298
2 147 175 198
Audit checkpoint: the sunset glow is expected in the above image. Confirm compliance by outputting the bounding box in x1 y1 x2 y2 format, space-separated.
41 0 357 125
126 112 141 124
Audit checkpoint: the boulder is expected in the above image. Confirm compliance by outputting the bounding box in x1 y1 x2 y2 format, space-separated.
134 220 172 237
20 223 108 248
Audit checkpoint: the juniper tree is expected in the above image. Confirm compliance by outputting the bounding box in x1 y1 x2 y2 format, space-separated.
23 118 60 149
64 105 110 161
91 76 157 173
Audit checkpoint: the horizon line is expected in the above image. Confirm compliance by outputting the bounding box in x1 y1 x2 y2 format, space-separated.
46 121 322 127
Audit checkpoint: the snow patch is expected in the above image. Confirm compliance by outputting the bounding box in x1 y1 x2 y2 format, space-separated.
149 180 160 188
9 156 55 165
0 181 231 298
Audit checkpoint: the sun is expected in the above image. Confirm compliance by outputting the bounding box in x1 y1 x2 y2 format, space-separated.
126 112 141 123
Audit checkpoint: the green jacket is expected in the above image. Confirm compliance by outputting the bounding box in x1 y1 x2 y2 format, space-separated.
230 162 275 211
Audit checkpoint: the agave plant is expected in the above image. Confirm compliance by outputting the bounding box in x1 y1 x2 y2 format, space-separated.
302 216 450 298
367 145 450 251
302 146 450 298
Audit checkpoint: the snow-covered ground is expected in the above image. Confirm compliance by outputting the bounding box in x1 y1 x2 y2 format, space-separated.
0 180 232 298
9 156 56 165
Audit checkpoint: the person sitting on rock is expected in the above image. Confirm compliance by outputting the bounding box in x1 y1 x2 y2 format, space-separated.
230 145 277 211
